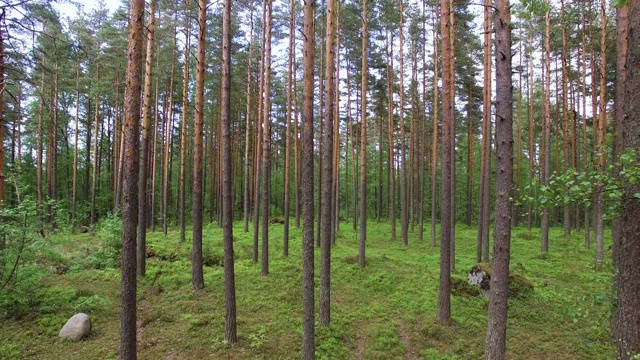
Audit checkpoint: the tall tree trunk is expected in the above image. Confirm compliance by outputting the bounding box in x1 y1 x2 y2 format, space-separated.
438 0 453 325
179 5 191 243
254 1 267 263
244 9 254 234
319 0 336 327
581 12 590 248
47 60 59 230
262 0 273 276
283 0 294 255
120 1 144 357
448 0 456 272
151 62 160 233
561 0 571 236
347 64 358 230
431 6 439 247
541 1 551 254
301 0 316 357
386 32 396 240
479 0 492 263
0 13 4 208
527 25 535 232
399 1 409 247
138 0 156 277
595 0 607 266
37 59 45 227
358 0 368 268
90 66 100 227
163 27 177 237
467 74 475 227
615 3 640 358
220 0 237 343
191 0 206 291
485 0 513 357
294 54 301 229
72 69 80 231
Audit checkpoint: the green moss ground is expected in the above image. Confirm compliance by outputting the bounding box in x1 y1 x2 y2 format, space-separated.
0 221 615 359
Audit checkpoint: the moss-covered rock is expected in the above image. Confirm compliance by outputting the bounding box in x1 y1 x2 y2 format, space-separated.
467 263 534 299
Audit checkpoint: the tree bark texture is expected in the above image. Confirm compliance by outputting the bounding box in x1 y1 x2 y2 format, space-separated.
485 0 513 358
120 1 144 358
301 1 316 358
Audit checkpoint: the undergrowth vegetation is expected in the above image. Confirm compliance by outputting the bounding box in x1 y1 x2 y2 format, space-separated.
0 217 615 359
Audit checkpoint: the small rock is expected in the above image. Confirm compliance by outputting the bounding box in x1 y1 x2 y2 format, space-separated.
50 264 68 275
59 313 92 341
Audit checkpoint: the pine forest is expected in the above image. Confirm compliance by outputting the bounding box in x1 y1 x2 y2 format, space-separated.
1 0 639 359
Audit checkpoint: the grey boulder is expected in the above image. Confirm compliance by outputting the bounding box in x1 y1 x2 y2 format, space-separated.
59 313 92 341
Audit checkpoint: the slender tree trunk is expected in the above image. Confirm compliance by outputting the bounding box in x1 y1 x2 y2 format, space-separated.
0 14 4 208
541 1 551 254
319 0 336 327
262 0 274 276
480 0 492 263
561 0 571 236
163 27 177 237
91 66 100 227
283 0 294 256
254 1 267 263
438 0 453 325
151 62 160 233
448 0 456 272
581 13 590 248
120 1 144 358
138 0 156 277
179 6 191 243
37 60 45 227
244 10 254 234
358 0 368 268
301 0 316 357
399 1 409 247
48 61 59 230
191 0 206 291
467 74 475 227
387 32 396 240
219 0 237 342
347 65 358 230
294 56 301 229
485 0 513 357
595 0 607 266
527 25 535 232
430 5 439 248
72 69 80 231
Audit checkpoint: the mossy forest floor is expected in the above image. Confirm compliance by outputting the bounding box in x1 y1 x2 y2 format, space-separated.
0 220 615 359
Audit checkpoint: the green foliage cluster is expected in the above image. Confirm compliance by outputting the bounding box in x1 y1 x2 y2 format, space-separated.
520 149 640 219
